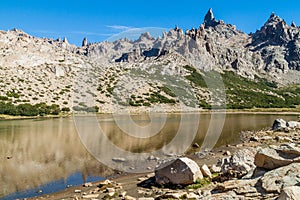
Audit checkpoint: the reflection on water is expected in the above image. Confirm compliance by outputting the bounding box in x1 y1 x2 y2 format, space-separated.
0 113 298 198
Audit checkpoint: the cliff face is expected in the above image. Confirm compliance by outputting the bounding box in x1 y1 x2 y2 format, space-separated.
82 9 300 79
0 9 300 112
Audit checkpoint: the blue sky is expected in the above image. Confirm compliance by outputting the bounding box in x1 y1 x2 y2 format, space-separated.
0 1 300 46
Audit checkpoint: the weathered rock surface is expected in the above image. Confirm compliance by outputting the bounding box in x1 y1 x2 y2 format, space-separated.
218 148 256 179
155 157 203 185
254 145 300 170
273 119 287 130
278 186 300 200
260 163 300 193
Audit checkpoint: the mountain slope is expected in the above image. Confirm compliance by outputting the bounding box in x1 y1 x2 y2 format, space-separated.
0 9 300 115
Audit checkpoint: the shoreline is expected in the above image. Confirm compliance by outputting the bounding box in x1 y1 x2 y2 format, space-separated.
0 108 299 120
28 122 300 199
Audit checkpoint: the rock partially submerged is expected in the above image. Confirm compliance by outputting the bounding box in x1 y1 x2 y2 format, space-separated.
273 119 300 131
155 157 203 185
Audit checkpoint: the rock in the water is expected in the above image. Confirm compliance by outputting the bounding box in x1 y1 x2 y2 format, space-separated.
273 119 287 130
260 163 300 193
201 164 212 178
155 157 203 185
278 186 300 200
254 145 300 170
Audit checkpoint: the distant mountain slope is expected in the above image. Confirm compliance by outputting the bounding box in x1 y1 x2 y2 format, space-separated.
0 9 300 115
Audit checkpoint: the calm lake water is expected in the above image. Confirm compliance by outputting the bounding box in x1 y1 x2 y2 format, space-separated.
0 113 298 199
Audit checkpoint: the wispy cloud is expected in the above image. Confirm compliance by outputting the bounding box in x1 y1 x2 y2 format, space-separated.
106 25 132 30
69 31 113 37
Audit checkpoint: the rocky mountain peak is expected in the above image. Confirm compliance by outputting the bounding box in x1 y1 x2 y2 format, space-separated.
204 8 219 28
265 13 286 27
82 37 88 47
136 32 154 42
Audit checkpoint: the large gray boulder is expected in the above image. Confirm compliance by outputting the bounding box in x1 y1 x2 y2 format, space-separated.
272 119 287 130
155 157 203 185
260 163 300 193
287 121 300 129
278 186 300 200
254 144 300 170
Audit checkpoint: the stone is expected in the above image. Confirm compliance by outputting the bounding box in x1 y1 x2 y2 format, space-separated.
260 163 300 193
210 164 221 173
74 189 81 193
223 151 231 156
254 146 300 170
273 119 287 130
287 121 300 129
106 188 115 196
82 194 99 199
200 164 212 178
220 148 256 179
82 37 88 46
155 157 203 185
112 157 126 162
278 186 300 200
83 182 93 187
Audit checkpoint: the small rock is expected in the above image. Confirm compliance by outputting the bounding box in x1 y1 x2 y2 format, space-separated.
74 189 81 193
112 157 126 162
210 164 221 173
250 136 259 142
201 164 212 178
6 156 12 159
138 198 154 200
125 195 136 200
82 194 99 199
223 151 231 156
260 136 272 140
193 143 200 148
83 182 93 187
107 188 115 197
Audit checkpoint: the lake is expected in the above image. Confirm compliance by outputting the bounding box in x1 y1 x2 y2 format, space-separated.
0 113 298 199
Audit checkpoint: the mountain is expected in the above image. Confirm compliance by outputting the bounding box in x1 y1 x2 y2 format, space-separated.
0 9 300 114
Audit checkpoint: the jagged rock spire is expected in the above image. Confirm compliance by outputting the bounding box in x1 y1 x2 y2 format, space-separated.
204 8 214 23
291 21 297 28
203 8 219 28
63 37 68 44
82 37 88 47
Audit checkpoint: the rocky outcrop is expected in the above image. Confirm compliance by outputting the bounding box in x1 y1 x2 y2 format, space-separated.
278 186 300 200
155 157 203 185
254 144 300 170
260 163 300 193
218 148 256 180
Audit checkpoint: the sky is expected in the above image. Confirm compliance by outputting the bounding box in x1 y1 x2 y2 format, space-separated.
0 1 300 46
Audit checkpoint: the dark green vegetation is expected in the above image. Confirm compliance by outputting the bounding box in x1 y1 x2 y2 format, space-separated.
222 72 300 109
0 102 61 116
183 65 300 109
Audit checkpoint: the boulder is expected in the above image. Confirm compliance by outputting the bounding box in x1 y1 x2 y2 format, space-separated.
287 121 300 129
272 119 287 130
219 148 256 179
155 157 203 185
278 186 300 200
254 145 300 170
260 163 300 193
